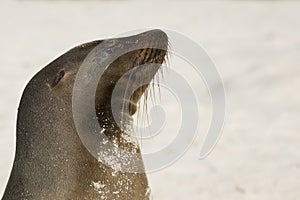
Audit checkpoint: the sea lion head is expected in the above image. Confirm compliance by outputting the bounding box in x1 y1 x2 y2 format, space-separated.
40 29 168 131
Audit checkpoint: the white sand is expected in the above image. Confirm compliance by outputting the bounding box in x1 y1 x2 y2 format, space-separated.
0 0 300 199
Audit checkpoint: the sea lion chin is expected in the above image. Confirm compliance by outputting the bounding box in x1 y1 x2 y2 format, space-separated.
2 29 168 200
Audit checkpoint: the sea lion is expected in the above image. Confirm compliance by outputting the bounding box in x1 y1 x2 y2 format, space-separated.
2 29 168 200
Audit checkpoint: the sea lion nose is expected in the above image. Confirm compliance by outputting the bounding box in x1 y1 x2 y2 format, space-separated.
144 29 168 44
148 29 167 38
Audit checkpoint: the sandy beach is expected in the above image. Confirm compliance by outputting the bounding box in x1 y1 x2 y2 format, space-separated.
0 0 300 199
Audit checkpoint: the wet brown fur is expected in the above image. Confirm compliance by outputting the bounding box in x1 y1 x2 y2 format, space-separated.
3 30 168 200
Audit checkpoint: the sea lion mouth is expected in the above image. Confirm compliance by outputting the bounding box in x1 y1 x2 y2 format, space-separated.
95 30 168 130
125 47 167 115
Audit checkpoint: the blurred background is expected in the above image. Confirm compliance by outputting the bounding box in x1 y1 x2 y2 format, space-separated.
1 0 300 199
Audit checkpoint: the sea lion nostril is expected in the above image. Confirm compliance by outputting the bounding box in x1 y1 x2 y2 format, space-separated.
51 70 65 87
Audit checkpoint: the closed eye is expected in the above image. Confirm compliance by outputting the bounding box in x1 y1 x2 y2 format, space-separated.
51 70 65 88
